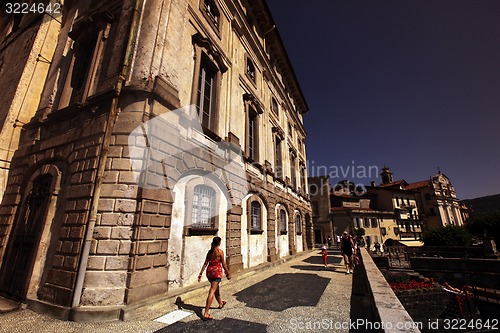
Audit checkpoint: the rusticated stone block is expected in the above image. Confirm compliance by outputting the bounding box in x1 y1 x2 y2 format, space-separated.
105 256 130 270
98 199 115 212
47 269 75 289
80 287 126 306
96 240 120 254
102 171 119 183
155 228 170 240
127 266 168 288
83 271 127 288
143 201 159 214
135 255 154 270
93 227 111 239
111 158 132 171
125 281 168 305
69 226 85 238
118 213 135 226
118 171 137 183
101 184 137 198
159 203 172 215
119 241 132 254
111 226 133 239
153 253 167 267
148 241 162 254
138 227 156 240
150 215 166 227
100 213 119 226
115 199 136 213
64 255 78 270
87 256 105 270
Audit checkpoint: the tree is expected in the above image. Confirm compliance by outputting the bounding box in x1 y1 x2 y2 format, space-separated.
354 227 365 238
422 225 473 247
465 211 500 244
354 227 366 246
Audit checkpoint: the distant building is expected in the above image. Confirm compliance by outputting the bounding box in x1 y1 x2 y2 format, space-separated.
309 176 400 249
366 167 423 244
308 176 332 244
331 180 400 249
407 171 467 229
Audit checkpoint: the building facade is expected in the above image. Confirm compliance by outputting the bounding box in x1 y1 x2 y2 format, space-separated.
0 0 312 320
367 167 423 243
407 171 467 229
309 177 400 248
331 180 400 248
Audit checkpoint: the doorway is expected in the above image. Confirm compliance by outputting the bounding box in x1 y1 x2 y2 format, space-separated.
0 174 53 300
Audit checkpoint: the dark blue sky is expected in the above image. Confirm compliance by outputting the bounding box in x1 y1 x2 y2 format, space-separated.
267 0 500 200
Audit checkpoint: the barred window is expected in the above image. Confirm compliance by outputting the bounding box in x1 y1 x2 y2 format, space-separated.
251 201 261 231
192 185 216 228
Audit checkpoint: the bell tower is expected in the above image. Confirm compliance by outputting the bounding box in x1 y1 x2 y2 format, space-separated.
380 166 393 184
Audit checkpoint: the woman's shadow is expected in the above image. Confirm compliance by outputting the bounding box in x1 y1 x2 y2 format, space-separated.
175 297 204 320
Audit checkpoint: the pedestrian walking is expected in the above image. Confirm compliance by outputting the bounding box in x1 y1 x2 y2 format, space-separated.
340 232 354 274
321 244 328 267
198 236 231 320
327 236 333 249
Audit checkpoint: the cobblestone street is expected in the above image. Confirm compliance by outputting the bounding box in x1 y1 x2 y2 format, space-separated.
0 249 354 333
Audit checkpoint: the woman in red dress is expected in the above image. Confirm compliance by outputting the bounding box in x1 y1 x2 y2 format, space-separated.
198 236 231 320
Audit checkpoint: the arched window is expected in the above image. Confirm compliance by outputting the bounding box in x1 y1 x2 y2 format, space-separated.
280 209 287 233
250 201 261 231
192 185 216 228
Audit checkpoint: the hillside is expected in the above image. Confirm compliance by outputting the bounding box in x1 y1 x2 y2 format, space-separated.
462 193 500 215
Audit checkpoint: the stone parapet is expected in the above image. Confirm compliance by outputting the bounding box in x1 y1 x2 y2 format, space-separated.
362 248 421 333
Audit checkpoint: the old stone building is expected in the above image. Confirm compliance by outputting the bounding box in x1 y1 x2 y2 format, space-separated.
0 0 312 320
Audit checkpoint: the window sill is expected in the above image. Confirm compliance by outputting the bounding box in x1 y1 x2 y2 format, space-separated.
250 229 264 235
201 124 222 142
187 227 218 236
